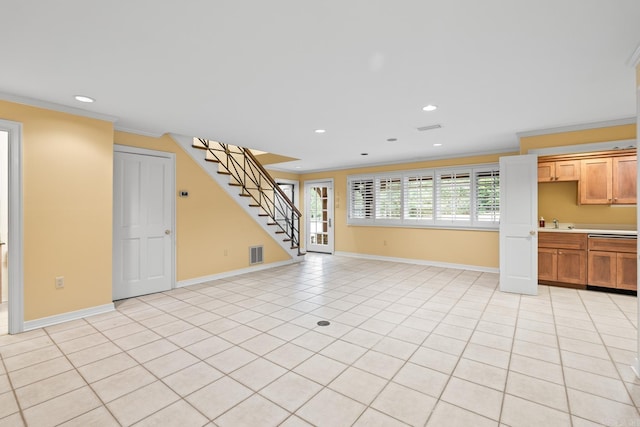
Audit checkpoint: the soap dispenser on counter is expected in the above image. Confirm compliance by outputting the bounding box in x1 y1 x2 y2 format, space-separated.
539 217 545 228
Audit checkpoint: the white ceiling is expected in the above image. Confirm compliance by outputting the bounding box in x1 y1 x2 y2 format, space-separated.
1 1 639 172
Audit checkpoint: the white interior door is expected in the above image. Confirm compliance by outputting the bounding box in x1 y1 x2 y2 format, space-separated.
113 148 174 300
305 180 334 253
499 154 538 295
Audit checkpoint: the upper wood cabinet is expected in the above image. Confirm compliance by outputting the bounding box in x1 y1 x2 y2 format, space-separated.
580 155 637 205
539 149 636 205
612 156 637 204
580 158 612 204
537 160 580 182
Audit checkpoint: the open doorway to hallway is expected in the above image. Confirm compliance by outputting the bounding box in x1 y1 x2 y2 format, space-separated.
0 130 8 334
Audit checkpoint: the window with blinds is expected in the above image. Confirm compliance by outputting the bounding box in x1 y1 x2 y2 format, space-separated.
404 174 433 221
436 171 471 223
347 163 499 229
348 178 374 222
474 168 500 224
376 176 402 220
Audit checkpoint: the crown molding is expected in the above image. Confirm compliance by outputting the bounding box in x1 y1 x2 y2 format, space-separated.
0 91 118 123
114 125 164 138
516 117 636 139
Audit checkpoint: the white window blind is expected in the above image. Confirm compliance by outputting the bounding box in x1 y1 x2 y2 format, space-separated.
436 171 471 222
474 168 500 224
404 174 433 221
375 176 402 220
348 177 374 221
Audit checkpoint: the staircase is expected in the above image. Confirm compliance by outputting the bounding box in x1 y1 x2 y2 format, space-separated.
172 134 304 259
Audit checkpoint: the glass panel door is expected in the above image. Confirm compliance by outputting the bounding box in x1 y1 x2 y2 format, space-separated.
305 181 334 253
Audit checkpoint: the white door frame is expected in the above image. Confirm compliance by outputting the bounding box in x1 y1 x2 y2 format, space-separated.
304 178 334 254
0 119 24 334
113 144 176 297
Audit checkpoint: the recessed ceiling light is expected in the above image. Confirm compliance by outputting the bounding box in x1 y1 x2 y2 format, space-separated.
361 153 368 156
314 129 326 134
433 143 442 147
422 104 438 111
295 166 301 169
74 95 95 103
386 138 397 142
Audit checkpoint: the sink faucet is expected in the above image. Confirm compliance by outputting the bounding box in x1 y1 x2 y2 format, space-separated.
553 218 559 229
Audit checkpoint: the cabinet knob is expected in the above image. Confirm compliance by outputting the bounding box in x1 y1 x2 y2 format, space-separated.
529 230 536 236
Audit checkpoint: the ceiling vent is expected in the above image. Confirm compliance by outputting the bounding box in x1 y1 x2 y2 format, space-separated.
417 124 442 132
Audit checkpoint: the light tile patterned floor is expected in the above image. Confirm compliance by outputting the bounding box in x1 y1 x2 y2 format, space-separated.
1 254 639 426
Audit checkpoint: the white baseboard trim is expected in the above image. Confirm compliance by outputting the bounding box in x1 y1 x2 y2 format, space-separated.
23 303 116 332
334 251 499 274
177 258 302 288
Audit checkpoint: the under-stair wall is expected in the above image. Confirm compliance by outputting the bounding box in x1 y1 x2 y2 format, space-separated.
171 134 303 261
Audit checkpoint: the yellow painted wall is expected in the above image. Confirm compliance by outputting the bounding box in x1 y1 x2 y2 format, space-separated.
539 181 635 225
115 132 292 280
299 153 517 269
520 124 636 153
0 100 113 320
521 125 637 226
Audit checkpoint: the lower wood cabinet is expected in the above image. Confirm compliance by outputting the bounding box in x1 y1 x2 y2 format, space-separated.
539 232 636 291
538 232 587 286
587 237 637 291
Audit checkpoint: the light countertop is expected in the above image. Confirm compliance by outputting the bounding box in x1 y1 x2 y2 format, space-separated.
539 227 637 236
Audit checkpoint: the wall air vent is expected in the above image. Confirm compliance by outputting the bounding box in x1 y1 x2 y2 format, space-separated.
417 124 442 132
250 245 264 265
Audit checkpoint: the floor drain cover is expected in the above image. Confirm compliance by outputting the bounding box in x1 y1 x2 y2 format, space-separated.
317 320 330 326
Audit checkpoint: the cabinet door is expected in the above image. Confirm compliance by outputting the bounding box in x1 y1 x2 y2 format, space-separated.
616 252 637 290
612 156 637 204
557 249 586 285
555 160 580 181
538 248 557 281
587 250 616 287
538 162 555 182
580 158 612 204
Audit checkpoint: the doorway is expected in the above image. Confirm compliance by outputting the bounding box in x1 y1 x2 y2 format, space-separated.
113 146 175 300
0 130 8 334
305 180 334 253
0 119 23 335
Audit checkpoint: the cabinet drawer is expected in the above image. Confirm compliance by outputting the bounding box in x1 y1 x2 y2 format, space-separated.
539 232 587 250
588 237 637 253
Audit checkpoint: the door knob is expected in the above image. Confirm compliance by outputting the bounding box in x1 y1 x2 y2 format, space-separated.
165 230 171 235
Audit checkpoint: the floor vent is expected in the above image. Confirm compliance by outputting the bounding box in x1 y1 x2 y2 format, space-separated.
250 245 264 265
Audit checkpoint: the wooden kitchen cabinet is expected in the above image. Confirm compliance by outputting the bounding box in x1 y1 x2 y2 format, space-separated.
580 155 637 205
538 160 580 183
612 156 637 204
580 158 612 204
587 236 637 291
538 232 587 286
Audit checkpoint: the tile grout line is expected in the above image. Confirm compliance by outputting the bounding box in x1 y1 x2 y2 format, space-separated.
0 350 28 426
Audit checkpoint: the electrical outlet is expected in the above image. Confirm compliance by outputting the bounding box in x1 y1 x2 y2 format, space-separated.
224 249 228 256
55 276 64 289
383 240 387 246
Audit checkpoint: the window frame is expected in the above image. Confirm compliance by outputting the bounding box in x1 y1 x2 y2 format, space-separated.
346 163 500 230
